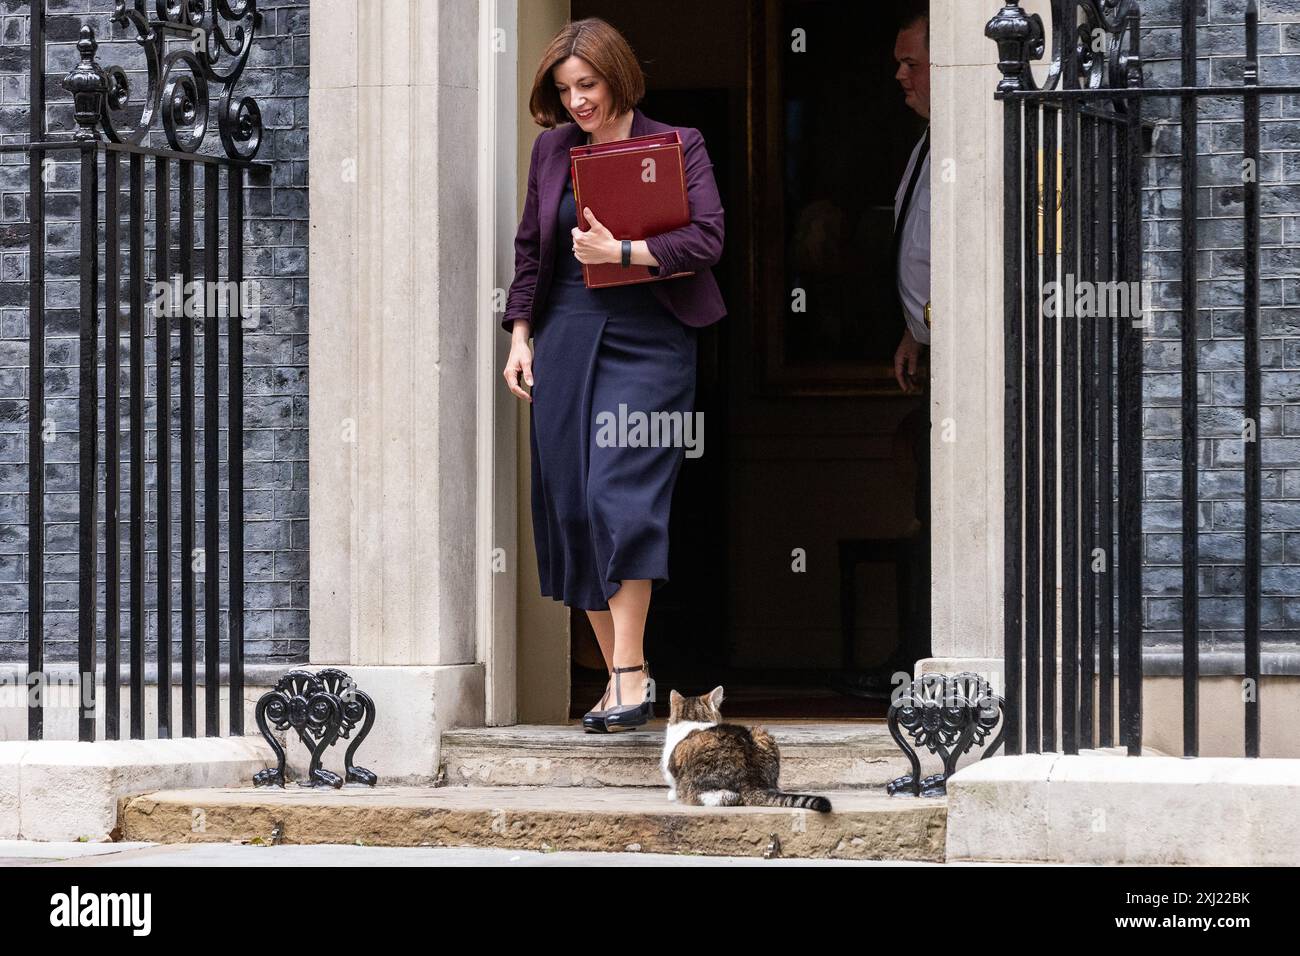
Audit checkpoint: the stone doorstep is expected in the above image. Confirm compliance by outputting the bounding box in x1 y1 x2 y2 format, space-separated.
437 720 949 790
118 785 948 861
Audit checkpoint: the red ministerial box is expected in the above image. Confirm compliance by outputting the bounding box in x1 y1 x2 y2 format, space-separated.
569 130 696 288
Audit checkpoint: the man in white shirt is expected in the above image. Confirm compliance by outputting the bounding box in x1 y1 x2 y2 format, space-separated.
892 5 931 394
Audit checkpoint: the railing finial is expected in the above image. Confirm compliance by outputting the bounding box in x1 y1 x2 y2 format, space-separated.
986 2 1045 97
63 26 107 142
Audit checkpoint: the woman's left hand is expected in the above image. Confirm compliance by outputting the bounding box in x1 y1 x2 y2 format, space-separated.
572 208 619 264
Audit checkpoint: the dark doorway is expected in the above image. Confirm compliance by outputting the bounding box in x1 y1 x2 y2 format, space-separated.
568 0 928 720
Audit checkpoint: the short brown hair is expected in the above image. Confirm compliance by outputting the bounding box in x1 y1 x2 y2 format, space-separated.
528 18 646 129
897 1 929 48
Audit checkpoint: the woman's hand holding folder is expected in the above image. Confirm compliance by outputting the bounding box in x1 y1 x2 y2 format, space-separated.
572 207 661 268
571 207 618 264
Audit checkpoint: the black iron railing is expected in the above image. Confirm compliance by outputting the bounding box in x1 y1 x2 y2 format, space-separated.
10 1 264 742
989 0 1285 757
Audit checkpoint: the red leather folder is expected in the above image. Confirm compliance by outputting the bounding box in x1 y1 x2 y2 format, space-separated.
569 130 695 288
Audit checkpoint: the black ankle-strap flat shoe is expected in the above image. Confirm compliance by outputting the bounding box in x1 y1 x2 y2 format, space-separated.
600 661 655 732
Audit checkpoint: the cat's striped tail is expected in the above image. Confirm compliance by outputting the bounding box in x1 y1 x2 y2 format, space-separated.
741 787 832 812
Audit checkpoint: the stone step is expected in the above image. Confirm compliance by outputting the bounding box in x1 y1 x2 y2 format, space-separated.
118 784 947 861
437 720 913 790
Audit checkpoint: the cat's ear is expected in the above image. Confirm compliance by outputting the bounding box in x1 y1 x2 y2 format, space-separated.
709 685 725 707
669 689 682 704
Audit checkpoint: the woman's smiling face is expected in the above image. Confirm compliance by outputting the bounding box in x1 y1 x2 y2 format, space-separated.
552 55 610 132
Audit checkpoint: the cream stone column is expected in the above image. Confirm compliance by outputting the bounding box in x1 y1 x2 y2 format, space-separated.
309 0 485 782
922 0 1051 688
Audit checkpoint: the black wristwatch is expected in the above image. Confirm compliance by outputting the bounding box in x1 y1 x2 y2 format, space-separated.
621 239 631 268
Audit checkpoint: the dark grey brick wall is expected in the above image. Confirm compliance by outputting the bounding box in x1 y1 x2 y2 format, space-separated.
0 1 308 668
1141 0 1300 656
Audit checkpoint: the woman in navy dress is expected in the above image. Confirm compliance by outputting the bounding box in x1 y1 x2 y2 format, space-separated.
501 18 727 732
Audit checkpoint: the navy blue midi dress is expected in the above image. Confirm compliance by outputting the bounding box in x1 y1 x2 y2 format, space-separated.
529 166 698 611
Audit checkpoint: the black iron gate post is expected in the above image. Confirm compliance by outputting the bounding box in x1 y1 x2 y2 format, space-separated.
1117 5 1143 757
1060 0 1079 757
26 0 46 743
990 2 1027 757
1242 0 1262 759
1178 0 1200 758
65 25 107 743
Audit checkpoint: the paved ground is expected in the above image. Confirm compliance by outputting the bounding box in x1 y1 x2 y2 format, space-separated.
0 839 959 866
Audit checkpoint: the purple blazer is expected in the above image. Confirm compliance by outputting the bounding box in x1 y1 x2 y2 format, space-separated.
502 106 727 335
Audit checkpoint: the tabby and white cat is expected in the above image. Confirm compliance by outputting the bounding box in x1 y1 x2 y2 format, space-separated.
660 686 832 812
